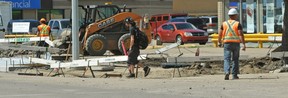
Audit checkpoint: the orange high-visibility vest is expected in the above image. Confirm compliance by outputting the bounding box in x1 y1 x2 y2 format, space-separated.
38 24 50 37
221 20 241 43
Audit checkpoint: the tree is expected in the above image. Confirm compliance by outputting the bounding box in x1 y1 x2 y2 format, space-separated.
283 1 288 64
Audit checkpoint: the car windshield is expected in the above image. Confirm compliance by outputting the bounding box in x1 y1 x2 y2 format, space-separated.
175 23 196 30
61 20 71 28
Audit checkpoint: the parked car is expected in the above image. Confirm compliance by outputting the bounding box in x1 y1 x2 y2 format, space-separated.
199 16 218 34
149 13 187 37
154 22 208 45
48 19 71 40
6 19 39 35
168 17 207 32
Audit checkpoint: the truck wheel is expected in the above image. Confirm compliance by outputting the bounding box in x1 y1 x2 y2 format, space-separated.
110 50 122 55
85 34 107 56
118 33 130 55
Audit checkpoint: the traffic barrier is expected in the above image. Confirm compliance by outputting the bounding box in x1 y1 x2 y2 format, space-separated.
210 33 282 48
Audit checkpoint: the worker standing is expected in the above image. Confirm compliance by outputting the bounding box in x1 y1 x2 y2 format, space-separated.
125 17 150 78
218 8 246 80
37 18 51 47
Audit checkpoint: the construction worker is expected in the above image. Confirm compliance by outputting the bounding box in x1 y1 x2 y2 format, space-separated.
218 8 246 80
125 17 150 78
37 18 51 47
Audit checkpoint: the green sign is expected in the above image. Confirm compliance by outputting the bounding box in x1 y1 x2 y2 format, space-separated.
17 38 30 42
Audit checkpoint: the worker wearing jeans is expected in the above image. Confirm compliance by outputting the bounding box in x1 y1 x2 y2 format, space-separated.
218 8 246 80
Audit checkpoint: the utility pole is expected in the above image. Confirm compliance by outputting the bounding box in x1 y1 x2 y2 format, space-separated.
72 0 79 60
283 1 288 65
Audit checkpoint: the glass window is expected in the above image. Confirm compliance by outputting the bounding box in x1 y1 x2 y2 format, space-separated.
52 21 60 29
12 10 22 20
150 17 156 21
163 16 169 20
51 10 64 19
162 25 169 30
61 20 71 28
157 17 162 21
38 9 64 21
167 24 174 30
212 17 218 23
49 21 54 27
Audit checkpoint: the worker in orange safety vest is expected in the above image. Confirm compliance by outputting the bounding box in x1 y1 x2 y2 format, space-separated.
218 8 246 80
37 18 51 47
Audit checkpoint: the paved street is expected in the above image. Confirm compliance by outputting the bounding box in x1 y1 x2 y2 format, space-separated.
0 72 288 98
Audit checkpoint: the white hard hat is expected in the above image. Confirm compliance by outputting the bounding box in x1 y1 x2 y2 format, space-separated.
228 8 238 15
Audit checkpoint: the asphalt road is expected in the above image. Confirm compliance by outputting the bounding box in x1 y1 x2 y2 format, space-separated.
0 72 288 98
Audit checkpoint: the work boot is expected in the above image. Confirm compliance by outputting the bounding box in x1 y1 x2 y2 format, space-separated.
224 74 229 80
232 74 239 80
126 73 135 78
143 66 151 77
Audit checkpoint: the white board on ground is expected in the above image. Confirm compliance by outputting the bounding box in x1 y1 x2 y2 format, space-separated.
50 55 147 68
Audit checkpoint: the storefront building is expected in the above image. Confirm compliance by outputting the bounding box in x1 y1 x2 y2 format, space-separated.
0 0 59 20
0 0 173 21
218 0 284 33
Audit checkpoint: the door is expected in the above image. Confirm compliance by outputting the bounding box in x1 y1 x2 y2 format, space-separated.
50 20 61 39
160 24 171 42
166 24 176 42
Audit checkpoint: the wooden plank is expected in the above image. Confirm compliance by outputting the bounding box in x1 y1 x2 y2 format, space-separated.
167 55 249 63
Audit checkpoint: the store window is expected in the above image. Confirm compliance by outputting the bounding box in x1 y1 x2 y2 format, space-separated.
37 9 64 22
229 0 284 33
12 10 23 20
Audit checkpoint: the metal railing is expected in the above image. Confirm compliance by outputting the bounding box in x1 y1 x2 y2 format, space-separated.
210 33 282 48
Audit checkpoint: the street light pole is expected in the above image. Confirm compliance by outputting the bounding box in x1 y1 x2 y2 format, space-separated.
72 0 79 60
283 1 288 65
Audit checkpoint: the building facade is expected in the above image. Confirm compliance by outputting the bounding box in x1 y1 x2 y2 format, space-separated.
2 0 173 21
219 0 284 33
173 0 218 16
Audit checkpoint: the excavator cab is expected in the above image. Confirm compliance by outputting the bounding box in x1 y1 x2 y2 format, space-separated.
79 5 122 26
77 4 151 56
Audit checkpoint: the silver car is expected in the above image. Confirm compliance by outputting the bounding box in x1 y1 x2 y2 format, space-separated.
199 16 218 34
48 19 71 40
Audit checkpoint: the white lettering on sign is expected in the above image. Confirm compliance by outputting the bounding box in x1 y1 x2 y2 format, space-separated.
98 18 115 28
12 0 31 8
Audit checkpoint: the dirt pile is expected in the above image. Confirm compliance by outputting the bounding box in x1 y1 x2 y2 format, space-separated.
142 56 284 76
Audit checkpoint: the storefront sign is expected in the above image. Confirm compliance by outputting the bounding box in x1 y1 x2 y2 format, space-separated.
246 0 254 33
266 0 275 33
2 0 41 9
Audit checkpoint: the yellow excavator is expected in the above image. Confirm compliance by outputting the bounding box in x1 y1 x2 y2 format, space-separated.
76 4 152 56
